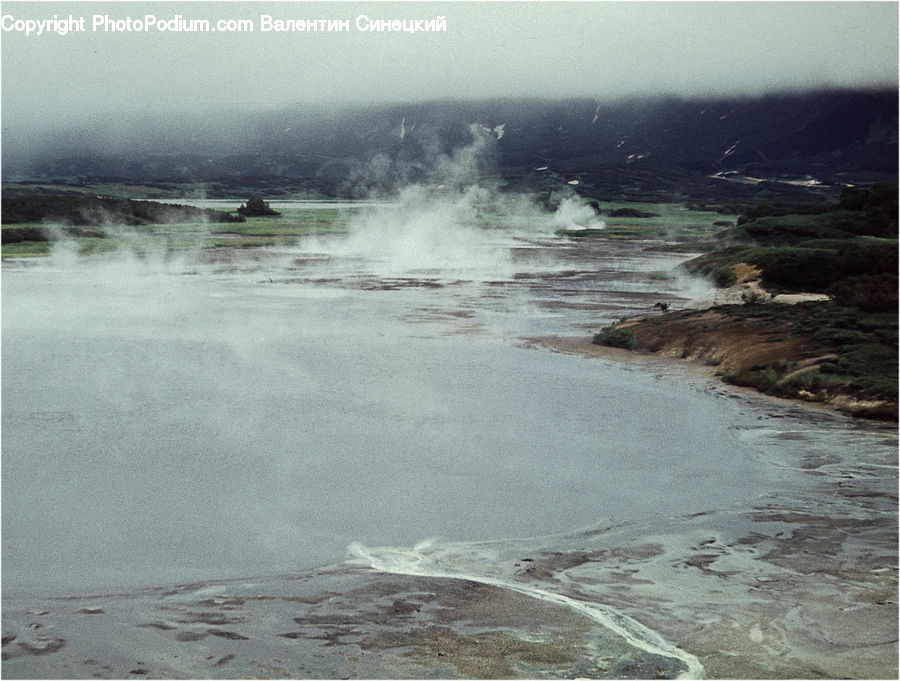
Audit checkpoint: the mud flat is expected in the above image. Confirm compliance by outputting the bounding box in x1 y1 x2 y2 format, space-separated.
1 568 679 679
4 485 896 679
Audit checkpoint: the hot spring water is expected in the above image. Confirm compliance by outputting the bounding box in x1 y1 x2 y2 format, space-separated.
2 207 890 598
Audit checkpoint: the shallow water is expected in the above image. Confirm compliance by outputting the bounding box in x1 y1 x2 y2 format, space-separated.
2 214 894 600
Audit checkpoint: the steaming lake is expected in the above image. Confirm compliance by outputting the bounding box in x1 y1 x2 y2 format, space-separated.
2 204 895 602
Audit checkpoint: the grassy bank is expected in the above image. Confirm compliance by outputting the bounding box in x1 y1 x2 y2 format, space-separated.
593 184 898 419
1 202 353 259
595 303 897 419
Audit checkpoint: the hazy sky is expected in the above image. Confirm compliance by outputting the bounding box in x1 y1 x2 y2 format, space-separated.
2 1 898 132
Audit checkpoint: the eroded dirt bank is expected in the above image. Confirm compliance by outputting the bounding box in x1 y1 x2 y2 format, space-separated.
543 302 897 420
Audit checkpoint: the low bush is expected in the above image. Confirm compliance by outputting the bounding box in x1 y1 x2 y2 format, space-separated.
737 211 868 244
829 273 898 312
683 237 897 294
593 325 637 349
1 226 48 244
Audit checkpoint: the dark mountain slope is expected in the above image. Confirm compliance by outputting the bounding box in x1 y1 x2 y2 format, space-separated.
5 89 896 197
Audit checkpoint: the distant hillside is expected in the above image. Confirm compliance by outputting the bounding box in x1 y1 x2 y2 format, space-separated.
5 89 896 200
1 196 243 227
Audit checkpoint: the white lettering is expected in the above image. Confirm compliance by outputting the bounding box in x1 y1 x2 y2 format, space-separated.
355 15 446 33
261 16 346 32
89 14 209 32
0 11 440 35
217 18 252 32
1 14 86 35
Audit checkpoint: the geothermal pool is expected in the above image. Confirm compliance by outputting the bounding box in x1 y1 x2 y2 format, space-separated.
3 203 897 678
3 206 891 601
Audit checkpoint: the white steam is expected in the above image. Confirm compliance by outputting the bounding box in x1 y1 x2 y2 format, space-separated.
672 269 720 306
307 123 525 277
305 123 623 277
433 123 500 191
327 184 514 275
550 196 605 232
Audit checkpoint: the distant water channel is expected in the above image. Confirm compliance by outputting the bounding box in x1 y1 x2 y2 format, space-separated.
2 201 895 598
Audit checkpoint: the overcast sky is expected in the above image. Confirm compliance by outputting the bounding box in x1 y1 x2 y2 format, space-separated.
2 1 898 134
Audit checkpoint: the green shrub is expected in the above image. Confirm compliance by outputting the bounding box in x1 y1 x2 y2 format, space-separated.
712 264 737 287
811 327 871 345
593 325 637 349
840 183 898 238
1 226 48 244
737 211 868 244
723 365 780 393
829 273 898 312
684 237 898 295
